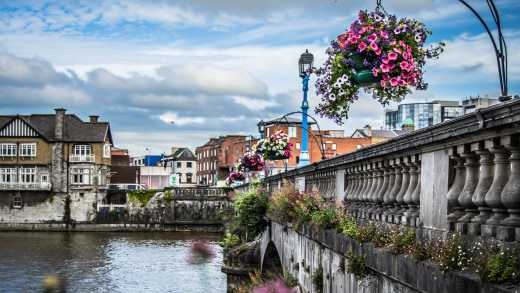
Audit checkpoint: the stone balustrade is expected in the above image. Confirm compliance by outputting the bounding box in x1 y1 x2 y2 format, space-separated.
262 99 520 241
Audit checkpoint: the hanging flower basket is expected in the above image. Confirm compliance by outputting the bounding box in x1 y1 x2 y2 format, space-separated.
255 130 292 161
238 151 265 172
225 171 245 186
315 9 445 124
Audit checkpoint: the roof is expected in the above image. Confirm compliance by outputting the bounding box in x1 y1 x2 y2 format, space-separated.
172 148 196 161
0 113 112 143
351 129 407 139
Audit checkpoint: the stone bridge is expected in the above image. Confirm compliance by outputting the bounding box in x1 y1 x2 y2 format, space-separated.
230 99 520 292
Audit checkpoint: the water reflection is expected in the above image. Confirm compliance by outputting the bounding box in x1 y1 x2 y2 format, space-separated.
0 232 225 293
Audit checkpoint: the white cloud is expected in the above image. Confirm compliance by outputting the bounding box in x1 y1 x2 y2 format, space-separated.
157 111 206 126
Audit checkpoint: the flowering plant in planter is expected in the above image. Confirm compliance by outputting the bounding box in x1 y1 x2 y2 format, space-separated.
315 10 445 124
226 171 245 186
238 151 265 172
255 130 292 160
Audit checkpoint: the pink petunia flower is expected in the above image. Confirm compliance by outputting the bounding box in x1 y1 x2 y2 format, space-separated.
400 61 410 71
393 47 402 54
367 33 378 43
380 63 391 73
375 48 382 56
358 42 367 52
380 31 389 39
388 52 398 61
380 80 387 88
381 57 390 64
390 77 399 87
372 67 379 77
369 42 379 51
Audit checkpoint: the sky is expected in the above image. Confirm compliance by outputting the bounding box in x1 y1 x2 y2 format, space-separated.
0 0 519 155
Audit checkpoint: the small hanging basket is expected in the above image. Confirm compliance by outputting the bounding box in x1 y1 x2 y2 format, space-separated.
267 152 290 161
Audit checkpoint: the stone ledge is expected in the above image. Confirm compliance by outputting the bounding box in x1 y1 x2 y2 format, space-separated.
0 222 224 232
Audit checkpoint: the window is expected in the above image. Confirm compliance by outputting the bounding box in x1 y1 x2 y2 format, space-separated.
176 162 182 168
103 143 111 158
73 145 91 156
296 143 301 150
186 173 193 183
0 168 17 183
332 143 337 151
20 167 35 183
187 162 192 168
288 126 297 138
19 143 36 157
12 195 22 209
0 143 17 157
40 174 49 183
177 172 182 183
71 168 91 185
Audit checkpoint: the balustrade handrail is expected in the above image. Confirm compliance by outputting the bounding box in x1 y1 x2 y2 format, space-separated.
0 182 52 190
265 99 520 182
69 154 96 162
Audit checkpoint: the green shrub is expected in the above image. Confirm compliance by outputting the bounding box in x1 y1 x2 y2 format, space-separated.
480 247 519 284
346 251 366 278
163 190 173 203
432 234 469 272
312 265 323 293
387 228 416 255
310 206 338 229
128 190 156 207
337 216 359 239
221 232 241 250
233 187 268 241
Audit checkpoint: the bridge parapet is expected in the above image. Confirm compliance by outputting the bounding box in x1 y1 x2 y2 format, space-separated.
261 99 520 241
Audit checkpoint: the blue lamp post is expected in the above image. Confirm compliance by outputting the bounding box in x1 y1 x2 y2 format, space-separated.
298 49 314 167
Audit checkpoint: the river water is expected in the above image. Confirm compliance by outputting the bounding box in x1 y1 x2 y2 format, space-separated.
0 232 226 293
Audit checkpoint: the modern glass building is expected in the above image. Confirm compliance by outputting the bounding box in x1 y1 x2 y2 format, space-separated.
385 101 463 130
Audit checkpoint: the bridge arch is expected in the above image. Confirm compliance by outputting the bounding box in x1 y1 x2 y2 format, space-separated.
261 241 283 277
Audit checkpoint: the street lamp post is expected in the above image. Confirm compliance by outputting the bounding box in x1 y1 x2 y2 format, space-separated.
298 49 314 167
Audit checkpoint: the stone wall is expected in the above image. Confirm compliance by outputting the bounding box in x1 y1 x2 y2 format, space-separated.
259 221 514 293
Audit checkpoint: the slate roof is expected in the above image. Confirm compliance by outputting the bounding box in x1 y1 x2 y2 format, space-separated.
0 113 112 143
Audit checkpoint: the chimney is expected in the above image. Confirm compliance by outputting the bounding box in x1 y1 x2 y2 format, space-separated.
89 115 99 123
54 108 66 140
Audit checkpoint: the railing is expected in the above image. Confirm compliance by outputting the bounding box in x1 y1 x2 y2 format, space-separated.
69 154 96 163
262 99 520 242
0 182 52 191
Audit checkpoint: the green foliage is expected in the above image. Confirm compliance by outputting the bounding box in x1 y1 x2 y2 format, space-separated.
312 266 323 293
337 216 359 239
346 251 366 278
282 271 298 288
163 190 173 203
476 246 520 284
128 190 156 207
432 234 469 272
310 206 339 229
387 228 416 255
267 183 301 223
220 232 241 250
233 187 268 241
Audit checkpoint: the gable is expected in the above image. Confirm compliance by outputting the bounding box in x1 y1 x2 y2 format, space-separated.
0 118 40 137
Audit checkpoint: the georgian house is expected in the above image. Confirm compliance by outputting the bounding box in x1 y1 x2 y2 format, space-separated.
0 108 113 223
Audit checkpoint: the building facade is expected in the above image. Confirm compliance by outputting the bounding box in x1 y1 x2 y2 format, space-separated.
461 96 499 114
161 147 197 187
196 135 247 186
259 118 372 175
0 108 113 223
385 100 463 130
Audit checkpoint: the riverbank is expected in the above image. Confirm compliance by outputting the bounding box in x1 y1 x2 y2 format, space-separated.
0 222 224 232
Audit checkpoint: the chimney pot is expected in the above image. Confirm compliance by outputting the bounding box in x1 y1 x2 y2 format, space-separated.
89 115 99 123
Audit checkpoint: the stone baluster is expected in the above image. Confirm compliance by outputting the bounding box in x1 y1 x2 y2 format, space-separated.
374 161 389 220
403 155 420 224
352 166 363 207
367 162 381 216
382 160 397 213
456 145 480 233
410 160 421 220
483 138 510 237
499 136 520 241
358 164 369 207
386 158 402 223
468 141 494 236
395 157 410 222
344 167 352 203
347 167 357 204
447 149 466 229
359 163 372 217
